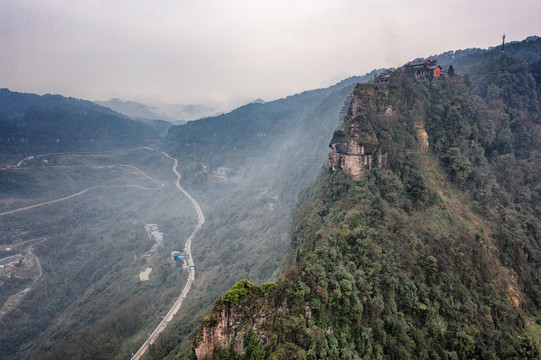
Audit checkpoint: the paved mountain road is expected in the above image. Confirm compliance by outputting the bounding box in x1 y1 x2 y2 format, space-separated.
131 150 204 360
0 149 203 358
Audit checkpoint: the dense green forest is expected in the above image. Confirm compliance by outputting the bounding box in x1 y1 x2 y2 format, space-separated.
190 51 541 359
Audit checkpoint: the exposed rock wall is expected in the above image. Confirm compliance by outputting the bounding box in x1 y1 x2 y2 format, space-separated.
328 140 375 181
413 114 429 154
194 306 246 359
194 298 276 359
416 128 429 153
328 82 430 180
328 84 385 181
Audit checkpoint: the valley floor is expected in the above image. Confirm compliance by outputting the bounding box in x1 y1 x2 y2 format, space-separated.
0 148 201 360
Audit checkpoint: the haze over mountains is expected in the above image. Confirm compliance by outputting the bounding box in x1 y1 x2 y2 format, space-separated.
155 37 541 359
95 98 220 124
0 89 161 159
0 36 541 360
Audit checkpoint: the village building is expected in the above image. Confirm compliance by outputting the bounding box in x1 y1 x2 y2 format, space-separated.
214 167 232 179
144 224 158 233
171 251 183 262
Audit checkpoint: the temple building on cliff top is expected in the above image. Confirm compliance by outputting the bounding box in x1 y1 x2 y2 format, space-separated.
376 59 446 83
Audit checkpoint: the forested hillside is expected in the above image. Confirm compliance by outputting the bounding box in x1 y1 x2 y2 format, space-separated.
165 75 381 169
0 89 159 161
191 50 541 359
432 36 541 75
2 37 541 360
144 73 380 358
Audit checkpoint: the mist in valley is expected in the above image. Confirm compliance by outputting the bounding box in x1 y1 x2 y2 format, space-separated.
0 148 199 359
0 72 371 359
2 2 541 358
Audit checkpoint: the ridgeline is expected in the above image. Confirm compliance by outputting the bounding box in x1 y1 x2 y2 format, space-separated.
188 44 541 360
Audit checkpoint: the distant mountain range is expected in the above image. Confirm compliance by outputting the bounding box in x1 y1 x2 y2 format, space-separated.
0 89 161 159
95 98 220 123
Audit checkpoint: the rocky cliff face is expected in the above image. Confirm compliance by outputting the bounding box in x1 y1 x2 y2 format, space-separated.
328 139 381 181
195 305 250 358
328 84 387 180
194 301 270 359
328 83 430 180
193 281 278 359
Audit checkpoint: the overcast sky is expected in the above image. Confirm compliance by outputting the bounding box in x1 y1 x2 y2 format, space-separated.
2 0 540 111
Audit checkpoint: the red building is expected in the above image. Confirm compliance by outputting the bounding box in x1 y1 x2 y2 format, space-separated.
404 60 442 79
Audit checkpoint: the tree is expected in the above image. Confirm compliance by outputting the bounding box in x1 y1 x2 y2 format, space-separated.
444 147 471 186
244 331 265 360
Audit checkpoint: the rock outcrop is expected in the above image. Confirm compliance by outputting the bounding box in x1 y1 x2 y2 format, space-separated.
328 82 431 181
328 139 379 181
194 280 278 359
196 305 247 358
328 84 387 180
194 301 273 359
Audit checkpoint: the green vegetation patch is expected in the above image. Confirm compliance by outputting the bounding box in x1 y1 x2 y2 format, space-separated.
220 279 254 304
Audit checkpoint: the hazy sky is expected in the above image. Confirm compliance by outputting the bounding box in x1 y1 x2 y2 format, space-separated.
2 0 540 110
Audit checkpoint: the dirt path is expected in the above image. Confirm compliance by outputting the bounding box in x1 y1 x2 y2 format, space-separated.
0 238 46 319
0 164 164 217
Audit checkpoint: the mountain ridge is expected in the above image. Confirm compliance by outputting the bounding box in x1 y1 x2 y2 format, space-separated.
95 98 220 123
185 44 541 360
0 89 160 161
1 36 541 360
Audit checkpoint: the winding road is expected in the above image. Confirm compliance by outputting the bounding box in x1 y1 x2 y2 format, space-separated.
0 164 164 217
0 158 165 320
131 150 204 360
0 149 203 357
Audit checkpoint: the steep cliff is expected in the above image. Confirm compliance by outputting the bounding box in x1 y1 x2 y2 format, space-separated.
328 82 430 182
191 59 541 360
194 280 277 359
327 84 387 181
